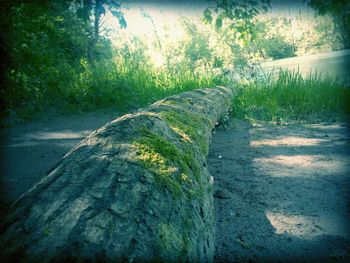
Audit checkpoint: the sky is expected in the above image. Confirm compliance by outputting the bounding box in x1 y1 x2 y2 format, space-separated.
104 0 314 39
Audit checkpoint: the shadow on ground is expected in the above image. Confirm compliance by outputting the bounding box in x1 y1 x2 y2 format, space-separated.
208 119 350 262
0 111 120 207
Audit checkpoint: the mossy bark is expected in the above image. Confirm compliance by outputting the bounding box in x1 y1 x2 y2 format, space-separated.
0 87 233 262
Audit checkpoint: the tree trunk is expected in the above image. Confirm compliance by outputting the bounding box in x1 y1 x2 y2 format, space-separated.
0 87 233 262
88 0 101 64
94 0 101 45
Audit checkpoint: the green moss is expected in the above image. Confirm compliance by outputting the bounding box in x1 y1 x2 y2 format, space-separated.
157 99 178 106
158 223 185 253
169 126 192 143
43 227 52 236
131 108 211 199
160 110 210 155
132 130 183 196
157 223 191 260
183 153 200 180
133 129 201 194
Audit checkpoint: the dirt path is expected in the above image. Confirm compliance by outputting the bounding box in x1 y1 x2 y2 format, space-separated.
209 119 350 262
0 110 121 207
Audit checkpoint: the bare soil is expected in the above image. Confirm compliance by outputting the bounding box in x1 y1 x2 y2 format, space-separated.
0 110 120 207
209 119 350 262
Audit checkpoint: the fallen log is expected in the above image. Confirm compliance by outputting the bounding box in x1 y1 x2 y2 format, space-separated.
0 87 233 262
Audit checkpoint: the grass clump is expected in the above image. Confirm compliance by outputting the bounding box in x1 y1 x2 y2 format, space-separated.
233 70 350 123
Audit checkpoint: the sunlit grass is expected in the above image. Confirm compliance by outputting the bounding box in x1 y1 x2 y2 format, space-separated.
233 70 350 122
113 60 227 109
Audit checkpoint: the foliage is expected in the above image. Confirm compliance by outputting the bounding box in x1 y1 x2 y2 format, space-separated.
313 15 344 51
203 0 271 45
1 0 347 122
1 1 226 121
111 35 226 109
74 0 126 63
307 0 350 48
2 2 92 118
259 37 295 59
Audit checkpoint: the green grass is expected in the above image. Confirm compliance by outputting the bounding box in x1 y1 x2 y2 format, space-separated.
111 59 226 110
3 57 227 122
232 70 350 123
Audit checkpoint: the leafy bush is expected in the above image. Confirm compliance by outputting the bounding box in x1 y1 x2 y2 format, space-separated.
260 37 296 59
1 2 227 120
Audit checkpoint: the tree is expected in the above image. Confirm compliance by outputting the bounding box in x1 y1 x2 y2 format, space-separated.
0 1 92 115
307 0 350 48
75 0 127 63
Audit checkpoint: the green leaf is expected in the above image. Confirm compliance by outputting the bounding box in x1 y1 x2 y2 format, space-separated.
55 16 64 22
98 6 106 16
109 0 121 8
203 8 212 23
215 17 223 29
111 10 127 28
234 238 250 249
118 16 127 28
234 9 241 18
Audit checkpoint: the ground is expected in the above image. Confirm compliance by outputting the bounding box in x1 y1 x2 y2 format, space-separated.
1 113 349 261
209 119 350 262
0 110 120 205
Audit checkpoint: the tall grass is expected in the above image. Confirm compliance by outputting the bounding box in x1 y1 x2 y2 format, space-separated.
233 70 350 122
111 56 227 109
4 53 227 121
63 57 227 112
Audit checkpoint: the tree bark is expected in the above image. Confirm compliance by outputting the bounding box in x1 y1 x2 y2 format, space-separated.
88 0 101 64
0 87 233 262
94 0 101 44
